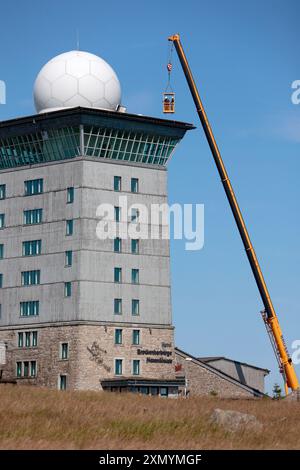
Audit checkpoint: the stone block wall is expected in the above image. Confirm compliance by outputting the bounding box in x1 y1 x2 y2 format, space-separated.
175 351 257 398
0 323 175 390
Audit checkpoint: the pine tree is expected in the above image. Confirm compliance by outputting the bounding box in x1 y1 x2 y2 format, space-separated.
272 383 282 399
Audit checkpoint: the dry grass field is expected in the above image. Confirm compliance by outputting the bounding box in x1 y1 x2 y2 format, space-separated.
0 385 299 450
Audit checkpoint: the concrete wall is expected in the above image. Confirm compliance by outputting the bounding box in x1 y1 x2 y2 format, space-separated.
0 156 171 327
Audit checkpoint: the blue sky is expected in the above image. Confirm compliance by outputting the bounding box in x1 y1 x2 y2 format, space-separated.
0 0 299 393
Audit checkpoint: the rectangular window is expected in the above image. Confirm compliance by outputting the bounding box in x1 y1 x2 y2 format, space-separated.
61 343 69 360
0 184 6 200
115 359 123 375
115 329 122 345
114 206 121 222
64 282 72 297
20 301 39 317
22 240 42 256
132 299 140 316
0 244 4 259
18 332 24 348
59 375 67 390
21 270 40 286
24 179 43 196
131 239 139 254
30 361 36 377
23 361 29 377
18 331 38 348
114 237 122 253
132 329 140 345
132 359 140 376
131 208 139 222
66 219 74 236
131 178 139 193
131 269 139 284
23 209 43 225
32 331 38 347
114 298 122 315
0 274 2 288
25 332 31 348
67 187 74 204
114 176 121 191
0 214 5 229
16 362 22 378
114 267 122 283
65 250 73 267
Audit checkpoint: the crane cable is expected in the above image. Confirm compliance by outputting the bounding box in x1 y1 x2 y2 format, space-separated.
165 42 174 92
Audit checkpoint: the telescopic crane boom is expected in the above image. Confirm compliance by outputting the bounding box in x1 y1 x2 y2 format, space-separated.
168 33 299 394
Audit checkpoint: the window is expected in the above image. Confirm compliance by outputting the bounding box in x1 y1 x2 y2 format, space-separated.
115 329 122 345
22 240 41 256
0 184 6 200
18 331 38 348
132 329 140 345
18 332 24 348
114 237 122 253
30 361 37 377
21 270 40 286
65 250 73 267
132 359 140 376
61 343 69 360
20 301 39 316
0 274 2 288
114 176 121 191
160 387 168 397
59 375 67 390
0 214 5 229
131 208 139 222
66 219 73 236
67 187 74 204
23 361 29 377
0 244 4 259
23 209 43 225
64 282 72 297
114 206 121 222
32 331 38 347
131 269 139 284
25 332 31 348
24 178 43 196
132 299 140 316
115 359 123 375
131 239 139 254
16 362 22 378
131 178 139 193
114 298 122 315
114 267 122 283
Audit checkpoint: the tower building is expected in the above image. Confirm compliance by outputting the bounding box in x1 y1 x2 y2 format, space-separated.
0 50 194 396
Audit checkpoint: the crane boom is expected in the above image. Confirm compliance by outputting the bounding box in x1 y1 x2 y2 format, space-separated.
168 33 299 394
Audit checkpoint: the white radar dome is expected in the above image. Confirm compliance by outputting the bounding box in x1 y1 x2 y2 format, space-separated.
33 50 121 113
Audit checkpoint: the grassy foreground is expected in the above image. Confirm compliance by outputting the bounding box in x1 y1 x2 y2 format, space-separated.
0 385 299 450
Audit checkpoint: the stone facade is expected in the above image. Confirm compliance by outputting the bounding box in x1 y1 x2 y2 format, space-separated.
0 323 175 390
175 349 264 398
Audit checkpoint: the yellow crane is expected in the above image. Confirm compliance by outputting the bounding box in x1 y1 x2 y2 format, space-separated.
168 33 299 395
